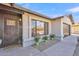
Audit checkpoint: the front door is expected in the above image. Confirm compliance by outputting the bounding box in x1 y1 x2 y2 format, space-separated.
3 19 19 47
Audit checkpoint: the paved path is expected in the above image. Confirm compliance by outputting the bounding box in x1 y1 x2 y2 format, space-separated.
0 35 77 56
73 43 79 56
73 36 79 56
33 35 77 56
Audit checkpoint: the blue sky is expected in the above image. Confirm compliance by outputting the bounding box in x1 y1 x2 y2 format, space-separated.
16 3 79 23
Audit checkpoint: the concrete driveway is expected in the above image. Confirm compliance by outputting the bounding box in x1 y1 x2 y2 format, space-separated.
0 35 78 56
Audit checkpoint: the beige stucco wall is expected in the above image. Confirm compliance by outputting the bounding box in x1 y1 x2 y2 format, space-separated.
51 18 63 40
63 16 72 25
22 13 29 47
51 16 73 40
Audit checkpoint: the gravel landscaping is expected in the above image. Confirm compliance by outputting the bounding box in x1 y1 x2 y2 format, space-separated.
32 39 60 52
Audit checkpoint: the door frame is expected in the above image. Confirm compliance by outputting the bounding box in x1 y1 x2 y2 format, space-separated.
63 23 71 37
0 14 23 47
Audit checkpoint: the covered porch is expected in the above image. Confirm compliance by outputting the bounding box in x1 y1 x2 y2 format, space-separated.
0 4 23 48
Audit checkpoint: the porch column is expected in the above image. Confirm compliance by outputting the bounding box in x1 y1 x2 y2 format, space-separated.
48 22 52 35
22 13 29 47
61 18 64 40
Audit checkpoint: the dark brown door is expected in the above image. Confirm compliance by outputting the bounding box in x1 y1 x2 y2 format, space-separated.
3 19 19 47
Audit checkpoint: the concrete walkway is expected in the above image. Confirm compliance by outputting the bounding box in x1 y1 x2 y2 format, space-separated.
73 36 79 56
33 35 77 56
0 46 40 56
73 43 79 56
0 35 77 56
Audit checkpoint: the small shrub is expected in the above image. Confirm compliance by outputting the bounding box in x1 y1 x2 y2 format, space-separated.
34 36 40 46
42 35 48 42
50 34 55 40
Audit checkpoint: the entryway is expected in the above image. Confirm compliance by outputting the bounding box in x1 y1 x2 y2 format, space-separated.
0 13 22 48
3 19 20 47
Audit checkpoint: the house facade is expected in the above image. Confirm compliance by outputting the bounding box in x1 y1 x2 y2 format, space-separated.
51 15 74 38
0 3 74 47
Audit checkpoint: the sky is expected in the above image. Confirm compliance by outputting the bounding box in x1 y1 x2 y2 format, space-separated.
16 3 79 23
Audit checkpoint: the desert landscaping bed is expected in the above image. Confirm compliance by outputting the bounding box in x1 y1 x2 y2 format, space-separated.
32 39 60 52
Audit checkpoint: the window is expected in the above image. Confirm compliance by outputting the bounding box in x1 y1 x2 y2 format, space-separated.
44 22 48 35
0 19 3 39
6 20 16 26
37 21 44 35
32 20 48 37
32 20 36 37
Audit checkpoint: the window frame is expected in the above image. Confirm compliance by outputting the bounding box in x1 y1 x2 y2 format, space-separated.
31 19 49 37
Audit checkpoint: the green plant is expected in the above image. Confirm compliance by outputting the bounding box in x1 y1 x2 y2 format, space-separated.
50 34 55 40
34 36 40 46
42 35 48 42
